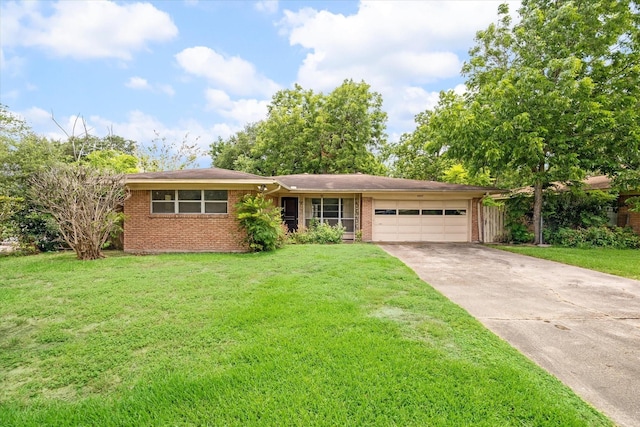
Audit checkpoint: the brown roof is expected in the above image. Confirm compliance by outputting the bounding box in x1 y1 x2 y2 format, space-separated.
127 168 268 181
500 175 625 198
125 168 500 193
582 175 612 191
275 173 499 193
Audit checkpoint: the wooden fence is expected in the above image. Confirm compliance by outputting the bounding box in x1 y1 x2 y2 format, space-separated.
482 205 506 243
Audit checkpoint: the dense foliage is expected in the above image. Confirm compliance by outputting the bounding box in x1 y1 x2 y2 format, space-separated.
235 194 285 252
211 80 388 176
10 204 63 253
501 186 636 248
550 226 640 249
387 105 491 186
543 188 617 237
288 219 345 244
394 1 640 244
503 194 535 244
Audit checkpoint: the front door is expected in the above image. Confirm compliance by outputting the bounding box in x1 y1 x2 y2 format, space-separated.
281 197 299 232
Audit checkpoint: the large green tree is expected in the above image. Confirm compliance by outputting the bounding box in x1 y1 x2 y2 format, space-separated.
1 105 68 197
442 1 640 244
0 105 68 250
84 149 139 174
388 110 454 181
210 122 261 173
388 95 490 186
210 80 388 176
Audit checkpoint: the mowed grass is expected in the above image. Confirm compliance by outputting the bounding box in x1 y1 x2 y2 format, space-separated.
496 246 640 280
0 245 611 426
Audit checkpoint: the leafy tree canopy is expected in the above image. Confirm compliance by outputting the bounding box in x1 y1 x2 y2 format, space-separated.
407 0 640 243
210 122 261 173
387 96 491 186
386 110 452 181
0 106 67 197
84 150 139 174
211 79 388 176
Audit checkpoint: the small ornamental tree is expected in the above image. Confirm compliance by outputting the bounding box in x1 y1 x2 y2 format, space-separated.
30 164 128 260
235 193 284 252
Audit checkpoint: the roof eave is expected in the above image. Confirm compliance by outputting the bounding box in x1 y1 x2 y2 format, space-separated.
281 188 502 194
125 178 277 185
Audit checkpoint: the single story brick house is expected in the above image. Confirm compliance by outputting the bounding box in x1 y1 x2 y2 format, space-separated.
124 168 500 253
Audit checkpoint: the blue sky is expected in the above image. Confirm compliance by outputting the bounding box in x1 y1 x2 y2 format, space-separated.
1 0 517 166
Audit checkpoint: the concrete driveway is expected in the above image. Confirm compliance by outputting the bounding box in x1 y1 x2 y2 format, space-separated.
379 243 640 427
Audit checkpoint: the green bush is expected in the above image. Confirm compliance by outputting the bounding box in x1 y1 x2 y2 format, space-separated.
550 226 640 249
504 194 534 243
543 188 616 233
235 194 285 252
12 205 63 252
289 219 345 244
0 195 23 240
504 187 618 245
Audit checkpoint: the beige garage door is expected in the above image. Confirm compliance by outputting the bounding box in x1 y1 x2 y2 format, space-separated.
372 200 469 242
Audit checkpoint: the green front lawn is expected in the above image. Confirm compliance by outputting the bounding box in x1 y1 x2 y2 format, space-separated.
0 245 610 426
496 246 640 280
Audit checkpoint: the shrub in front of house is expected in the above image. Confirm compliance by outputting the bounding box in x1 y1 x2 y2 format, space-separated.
235 194 286 252
289 219 345 244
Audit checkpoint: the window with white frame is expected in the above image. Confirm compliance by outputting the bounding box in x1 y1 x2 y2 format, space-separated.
151 190 228 214
304 197 354 232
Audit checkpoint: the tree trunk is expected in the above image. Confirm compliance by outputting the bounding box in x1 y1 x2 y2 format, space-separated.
532 180 543 245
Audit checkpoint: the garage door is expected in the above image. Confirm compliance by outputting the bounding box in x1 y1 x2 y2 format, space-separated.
372 200 469 242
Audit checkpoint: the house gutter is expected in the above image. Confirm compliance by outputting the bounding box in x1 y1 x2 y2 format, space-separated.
264 185 281 195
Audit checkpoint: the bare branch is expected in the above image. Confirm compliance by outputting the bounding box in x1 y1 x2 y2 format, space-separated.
30 164 129 260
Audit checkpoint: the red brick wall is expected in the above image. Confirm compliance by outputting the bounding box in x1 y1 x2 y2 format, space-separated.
471 198 481 242
361 197 373 241
123 190 250 253
618 195 640 235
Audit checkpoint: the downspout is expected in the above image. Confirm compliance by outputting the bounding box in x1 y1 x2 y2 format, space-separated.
477 196 484 243
264 185 281 195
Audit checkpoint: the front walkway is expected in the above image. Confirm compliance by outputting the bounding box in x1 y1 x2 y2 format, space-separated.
379 243 640 427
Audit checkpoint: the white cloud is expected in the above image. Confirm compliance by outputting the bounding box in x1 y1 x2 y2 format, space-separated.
16 107 234 166
88 110 237 166
0 47 26 76
277 1 518 133
1 89 20 102
279 1 511 92
126 77 151 90
453 84 467 96
382 86 441 132
175 46 280 97
1 1 177 60
20 106 52 125
159 85 175 96
125 76 175 96
255 1 279 14
205 89 269 124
